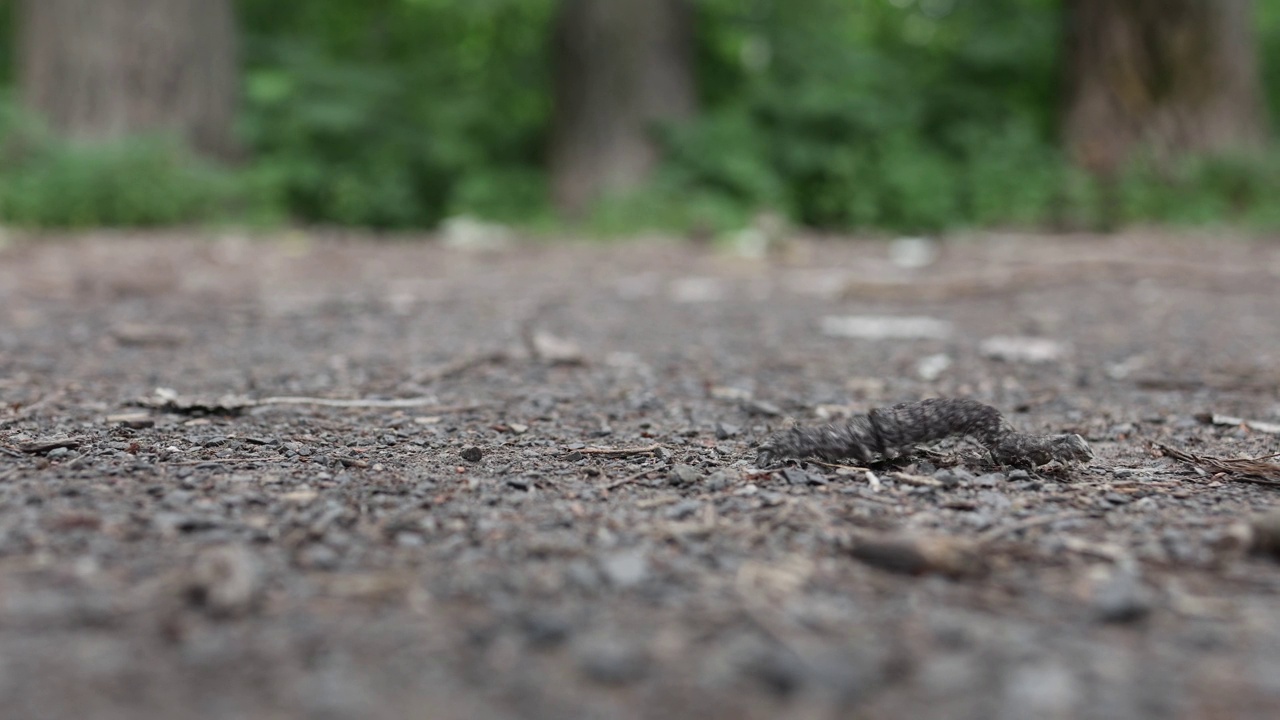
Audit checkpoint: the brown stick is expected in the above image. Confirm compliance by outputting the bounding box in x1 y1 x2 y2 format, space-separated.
577 444 662 457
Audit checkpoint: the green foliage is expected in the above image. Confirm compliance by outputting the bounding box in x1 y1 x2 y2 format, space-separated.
2 0 1280 232
658 0 1068 233
1117 150 1280 229
237 0 556 228
1261 0 1280 125
0 98 244 228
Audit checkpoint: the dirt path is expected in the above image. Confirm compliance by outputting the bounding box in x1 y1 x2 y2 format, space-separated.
2 230 1279 719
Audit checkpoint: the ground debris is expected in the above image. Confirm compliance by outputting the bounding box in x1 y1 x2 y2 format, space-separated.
1234 510 1280 559
1195 412 1280 435
979 335 1067 364
844 532 985 578
526 330 586 365
6 234 1280 720
16 436 80 454
820 315 953 340
1087 567 1155 623
133 387 474 416
106 412 155 428
184 545 263 618
1154 442 1280 486
110 323 191 347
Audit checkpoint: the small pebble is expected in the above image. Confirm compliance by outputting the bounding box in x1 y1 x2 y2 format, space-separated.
1091 570 1154 623
576 638 650 685
669 464 702 486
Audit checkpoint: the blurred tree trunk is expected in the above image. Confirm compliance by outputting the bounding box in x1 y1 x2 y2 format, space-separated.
17 0 239 160
1064 0 1266 176
549 0 696 216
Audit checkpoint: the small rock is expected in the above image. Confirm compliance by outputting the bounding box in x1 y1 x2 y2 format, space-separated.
599 548 649 588
1090 570 1154 623
744 647 807 696
820 315 953 341
565 560 602 591
710 386 753 402
669 464 703 486
916 353 952 382
888 236 939 269
705 470 732 491
528 331 585 365
665 500 701 520
460 446 483 463
669 276 726 304
977 490 1011 511
186 545 262 617
744 399 782 417
577 637 651 685
714 422 740 440
979 335 1067 364
974 472 1005 488
521 613 573 649
297 543 341 571
1244 510 1280 558
440 215 514 252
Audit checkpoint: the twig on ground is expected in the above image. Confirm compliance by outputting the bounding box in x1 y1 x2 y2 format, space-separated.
164 456 288 467
806 459 873 473
577 444 663 458
17 437 81 454
886 471 944 487
136 390 482 416
410 350 507 385
603 467 657 491
1154 442 1280 486
255 396 475 410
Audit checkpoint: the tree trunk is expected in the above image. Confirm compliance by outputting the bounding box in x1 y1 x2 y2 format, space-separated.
549 0 697 216
1064 0 1267 175
17 0 239 160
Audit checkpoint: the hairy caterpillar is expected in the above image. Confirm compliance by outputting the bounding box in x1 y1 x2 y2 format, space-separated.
755 398 1091 469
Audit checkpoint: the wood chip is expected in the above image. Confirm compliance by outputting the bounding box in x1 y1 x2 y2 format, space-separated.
18 437 80 454
107 412 156 428
845 533 984 578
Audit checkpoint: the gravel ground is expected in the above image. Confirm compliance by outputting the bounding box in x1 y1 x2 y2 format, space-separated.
1 230 1279 720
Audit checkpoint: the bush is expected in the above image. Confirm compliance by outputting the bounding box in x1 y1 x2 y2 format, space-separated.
238 0 556 228
0 99 245 228
3 0 1280 233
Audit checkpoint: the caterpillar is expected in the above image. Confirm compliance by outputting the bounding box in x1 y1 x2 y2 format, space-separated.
755 397 1092 469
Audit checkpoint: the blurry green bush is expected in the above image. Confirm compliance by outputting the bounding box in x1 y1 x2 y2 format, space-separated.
0 96 250 228
238 0 555 228
1 0 1279 232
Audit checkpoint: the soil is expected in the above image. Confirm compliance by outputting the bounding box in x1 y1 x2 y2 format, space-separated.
1 230 1279 720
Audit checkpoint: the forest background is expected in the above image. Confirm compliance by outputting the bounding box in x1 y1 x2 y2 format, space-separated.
2 0 1279 236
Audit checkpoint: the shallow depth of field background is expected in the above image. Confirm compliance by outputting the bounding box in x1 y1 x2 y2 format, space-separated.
2 0 1280 236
